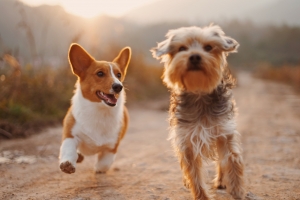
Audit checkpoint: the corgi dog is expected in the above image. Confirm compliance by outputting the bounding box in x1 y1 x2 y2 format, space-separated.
59 43 131 174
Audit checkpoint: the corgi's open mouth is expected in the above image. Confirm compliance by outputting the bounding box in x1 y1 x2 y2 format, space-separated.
96 91 117 107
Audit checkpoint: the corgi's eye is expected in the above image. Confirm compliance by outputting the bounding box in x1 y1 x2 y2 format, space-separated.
178 46 187 52
97 71 104 77
204 45 213 52
116 73 121 78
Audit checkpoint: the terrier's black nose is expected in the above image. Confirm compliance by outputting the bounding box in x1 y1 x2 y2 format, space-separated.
189 54 201 65
112 83 123 93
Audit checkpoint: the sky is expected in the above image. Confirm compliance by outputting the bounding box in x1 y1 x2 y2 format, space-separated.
19 0 158 18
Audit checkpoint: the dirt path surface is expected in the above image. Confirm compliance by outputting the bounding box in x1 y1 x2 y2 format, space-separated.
0 72 300 200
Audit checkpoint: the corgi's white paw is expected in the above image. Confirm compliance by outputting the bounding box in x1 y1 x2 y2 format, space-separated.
94 152 116 173
94 162 111 174
60 161 75 174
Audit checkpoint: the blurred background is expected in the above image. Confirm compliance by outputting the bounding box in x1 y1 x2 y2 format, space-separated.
0 0 300 139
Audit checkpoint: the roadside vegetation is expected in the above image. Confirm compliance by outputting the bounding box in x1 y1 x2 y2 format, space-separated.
1 18 300 139
254 64 300 93
0 50 166 139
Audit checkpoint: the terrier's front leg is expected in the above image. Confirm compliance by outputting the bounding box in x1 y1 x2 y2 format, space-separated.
216 133 245 200
179 151 211 200
214 137 226 190
94 151 116 173
225 134 245 199
59 138 78 174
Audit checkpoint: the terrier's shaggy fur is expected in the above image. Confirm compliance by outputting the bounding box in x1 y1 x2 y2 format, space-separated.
151 25 245 200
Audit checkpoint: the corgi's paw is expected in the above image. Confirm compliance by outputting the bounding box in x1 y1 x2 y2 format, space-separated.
94 152 115 174
94 164 110 174
60 161 75 174
95 169 107 174
76 153 84 163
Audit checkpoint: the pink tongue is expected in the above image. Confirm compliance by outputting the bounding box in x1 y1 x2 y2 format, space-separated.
106 94 117 104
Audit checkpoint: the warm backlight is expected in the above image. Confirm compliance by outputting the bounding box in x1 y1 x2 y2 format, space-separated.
19 0 157 18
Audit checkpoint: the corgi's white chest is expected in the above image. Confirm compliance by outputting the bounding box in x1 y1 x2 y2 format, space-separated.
71 84 124 152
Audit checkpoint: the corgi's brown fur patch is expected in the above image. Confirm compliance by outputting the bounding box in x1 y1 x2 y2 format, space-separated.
59 43 131 174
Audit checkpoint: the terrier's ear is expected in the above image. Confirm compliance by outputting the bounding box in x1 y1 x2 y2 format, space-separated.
151 37 172 60
209 25 239 53
68 43 95 77
113 47 131 78
219 36 239 53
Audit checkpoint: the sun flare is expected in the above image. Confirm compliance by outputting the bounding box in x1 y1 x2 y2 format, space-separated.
19 0 156 18
61 1 125 18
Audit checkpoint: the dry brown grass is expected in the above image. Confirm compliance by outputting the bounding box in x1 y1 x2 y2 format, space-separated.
0 49 166 139
254 63 300 92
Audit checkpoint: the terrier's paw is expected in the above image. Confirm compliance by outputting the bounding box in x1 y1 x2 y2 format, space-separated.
230 187 246 200
60 161 75 174
216 184 226 190
183 177 190 189
214 177 226 190
214 180 226 189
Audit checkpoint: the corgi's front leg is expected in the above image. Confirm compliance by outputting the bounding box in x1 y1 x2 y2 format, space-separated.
94 151 116 173
59 108 78 174
59 137 78 174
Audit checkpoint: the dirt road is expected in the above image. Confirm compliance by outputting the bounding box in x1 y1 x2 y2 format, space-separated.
0 72 300 200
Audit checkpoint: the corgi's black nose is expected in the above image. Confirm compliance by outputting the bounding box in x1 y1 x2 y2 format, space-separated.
112 83 123 93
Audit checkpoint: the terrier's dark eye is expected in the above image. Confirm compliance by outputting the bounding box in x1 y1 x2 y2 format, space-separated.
116 73 121 78
204 45 212 52
97 71 104 77
178 46 187 52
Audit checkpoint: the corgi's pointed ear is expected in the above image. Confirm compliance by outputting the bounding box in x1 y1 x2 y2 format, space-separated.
68 43 95 77
113 47 131 77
